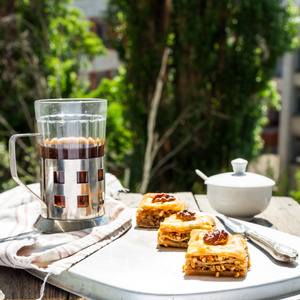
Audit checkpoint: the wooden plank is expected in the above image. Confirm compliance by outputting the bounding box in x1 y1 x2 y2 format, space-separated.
118 192 199 211
173 192 199 211
194 195 300 237
0 266 85 299
194 194 215 214
256 197 300 237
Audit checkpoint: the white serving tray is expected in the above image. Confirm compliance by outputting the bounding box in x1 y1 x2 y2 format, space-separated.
29 213 300 300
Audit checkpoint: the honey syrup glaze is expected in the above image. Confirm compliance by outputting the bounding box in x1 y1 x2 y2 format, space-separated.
40 137 105 159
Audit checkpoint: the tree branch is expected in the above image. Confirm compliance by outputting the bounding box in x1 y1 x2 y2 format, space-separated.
150 119 206 180
150 133 191 180
140 47 171 194
150 104 194 167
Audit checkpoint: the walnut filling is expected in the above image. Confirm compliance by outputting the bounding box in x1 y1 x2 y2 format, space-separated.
136 209 175 227
184 255 249 277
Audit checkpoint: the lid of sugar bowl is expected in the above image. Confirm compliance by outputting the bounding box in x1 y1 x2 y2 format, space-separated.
204 158 276 189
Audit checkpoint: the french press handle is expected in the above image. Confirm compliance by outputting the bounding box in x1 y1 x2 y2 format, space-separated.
9 133 46 209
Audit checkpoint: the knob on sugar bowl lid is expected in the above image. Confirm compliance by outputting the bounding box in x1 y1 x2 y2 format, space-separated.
231 158 248 174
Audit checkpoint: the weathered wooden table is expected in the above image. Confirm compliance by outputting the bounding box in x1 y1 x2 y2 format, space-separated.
0 193 300 299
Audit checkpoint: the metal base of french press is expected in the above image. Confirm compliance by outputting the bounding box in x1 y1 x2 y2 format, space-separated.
32 214 110 234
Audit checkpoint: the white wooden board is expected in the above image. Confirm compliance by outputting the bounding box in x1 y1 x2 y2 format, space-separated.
29 212 300 300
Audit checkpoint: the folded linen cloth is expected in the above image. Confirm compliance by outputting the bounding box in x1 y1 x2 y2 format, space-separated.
0 173 132 276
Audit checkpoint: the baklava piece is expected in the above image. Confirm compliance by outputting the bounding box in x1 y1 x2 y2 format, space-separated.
183 229 250 278
136 193 188 228
158 210 216 248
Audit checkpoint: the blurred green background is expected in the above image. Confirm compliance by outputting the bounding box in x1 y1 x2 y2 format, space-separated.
1 0 300 200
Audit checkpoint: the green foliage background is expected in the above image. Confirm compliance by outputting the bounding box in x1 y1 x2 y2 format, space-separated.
106 0 300 193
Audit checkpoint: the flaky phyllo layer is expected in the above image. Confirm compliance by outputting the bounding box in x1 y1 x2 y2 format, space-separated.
158 212 216 248
136 193 188 228
183 229 250 278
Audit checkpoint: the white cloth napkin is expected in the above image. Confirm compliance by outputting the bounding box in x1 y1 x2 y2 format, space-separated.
0 173 132 277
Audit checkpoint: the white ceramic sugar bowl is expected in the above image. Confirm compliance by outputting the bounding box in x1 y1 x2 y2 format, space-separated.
197 158 276 220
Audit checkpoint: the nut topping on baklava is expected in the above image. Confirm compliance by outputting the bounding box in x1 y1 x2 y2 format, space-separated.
151 193 176 203
203 229 229 245
176 209 196 221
